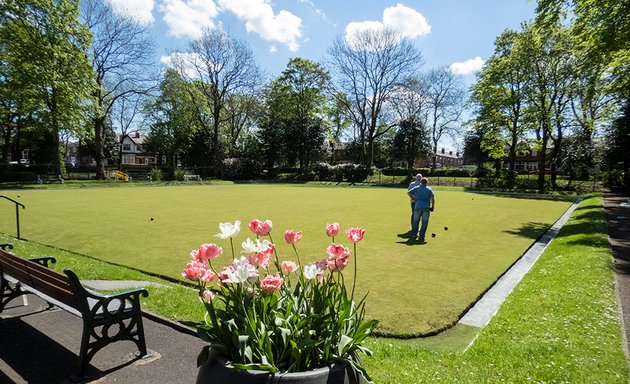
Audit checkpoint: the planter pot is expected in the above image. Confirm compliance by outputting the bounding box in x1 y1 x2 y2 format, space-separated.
196 349 367 384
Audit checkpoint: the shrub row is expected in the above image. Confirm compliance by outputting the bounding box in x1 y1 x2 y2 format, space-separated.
222 158 263 180
309 162 373 182
380 167 475 178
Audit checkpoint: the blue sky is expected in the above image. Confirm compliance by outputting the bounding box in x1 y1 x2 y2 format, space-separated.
106 0 537 83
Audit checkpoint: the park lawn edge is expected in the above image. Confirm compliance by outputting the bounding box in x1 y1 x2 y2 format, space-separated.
361 194 629 383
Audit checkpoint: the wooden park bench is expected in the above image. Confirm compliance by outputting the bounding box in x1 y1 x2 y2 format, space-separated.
183 174 202 181
36 174 64 184
0 244 149 377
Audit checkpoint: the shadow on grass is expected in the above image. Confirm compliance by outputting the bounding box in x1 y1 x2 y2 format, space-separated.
503 222 550 239
395 234 428 246
463 189 579 202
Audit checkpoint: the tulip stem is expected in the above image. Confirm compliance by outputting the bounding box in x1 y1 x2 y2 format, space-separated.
351 242 357 299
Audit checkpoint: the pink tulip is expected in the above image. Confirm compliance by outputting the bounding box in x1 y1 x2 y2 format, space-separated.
197 243 223 262
326 223 339 238
248 251 271 269
260 274 284 294
284 230 302 244
326 243 351 259
249 219 273 236
281 261 298 273
259 241 275 256
201 289 215 303
332 254 350 271
201 269 216 283
182 261 208 281
346 227 366 243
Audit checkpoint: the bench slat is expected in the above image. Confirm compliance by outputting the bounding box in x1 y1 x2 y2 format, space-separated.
26 262 76 308
0 250 32 285
28 277 77 307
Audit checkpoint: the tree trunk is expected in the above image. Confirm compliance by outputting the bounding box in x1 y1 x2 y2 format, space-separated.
94 115 106 179
537 128 549 193
3 123 13 162
507 134 517 189
549 125 563 190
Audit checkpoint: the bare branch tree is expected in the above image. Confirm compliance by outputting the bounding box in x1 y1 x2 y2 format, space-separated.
111 91 145 167
327 28 423 165
172 28 263 168
81 0 158 178
423 67 466 168
389 75 432 170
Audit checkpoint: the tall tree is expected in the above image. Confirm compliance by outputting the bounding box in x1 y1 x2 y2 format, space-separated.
389 75 431 171
423 67 466 169
604 100 630 189
172 29 262 169
144 68 199 167
223 93 262 158
518 22 573 192
470 29 529 188
257 80 286 174
82 0 157 178
536 0 630 96
1 0 93 175
275 58 331 171
462 128 491 169
327 28 423 166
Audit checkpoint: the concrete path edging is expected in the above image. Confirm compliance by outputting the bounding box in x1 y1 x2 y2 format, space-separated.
458 199 580 328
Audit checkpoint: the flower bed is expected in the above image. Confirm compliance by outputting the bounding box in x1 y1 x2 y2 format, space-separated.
183 219 378 382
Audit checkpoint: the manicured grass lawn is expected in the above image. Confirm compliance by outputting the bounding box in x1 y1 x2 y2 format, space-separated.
0 184 571 336
362 195 628 383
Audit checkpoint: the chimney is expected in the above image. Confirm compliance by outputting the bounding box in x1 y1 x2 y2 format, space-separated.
135 131 140 138
441 148 445 154
449 151 453 156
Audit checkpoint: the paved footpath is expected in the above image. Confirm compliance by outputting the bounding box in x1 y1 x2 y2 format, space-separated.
0 294 206 384
603 193 630 354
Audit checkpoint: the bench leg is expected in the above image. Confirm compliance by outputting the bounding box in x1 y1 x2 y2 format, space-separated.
76 314 149 377
0 277 27 313
135 314 148 357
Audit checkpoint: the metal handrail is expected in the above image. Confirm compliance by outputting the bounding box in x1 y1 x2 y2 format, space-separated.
0 195 25 239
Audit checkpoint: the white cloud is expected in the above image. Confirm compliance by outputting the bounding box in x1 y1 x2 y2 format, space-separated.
217 0 302 52
382 3 431 38
345 3 430 43
450 56 485 75
106 0 155 25
159 0 219 39
160 52 205 78
157 0 303 51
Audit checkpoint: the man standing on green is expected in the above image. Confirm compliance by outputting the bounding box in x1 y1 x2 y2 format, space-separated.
408 177 435 242
407 173 422 233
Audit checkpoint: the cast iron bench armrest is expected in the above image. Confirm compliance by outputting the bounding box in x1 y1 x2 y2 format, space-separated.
27 256 56 268
83 286 149 318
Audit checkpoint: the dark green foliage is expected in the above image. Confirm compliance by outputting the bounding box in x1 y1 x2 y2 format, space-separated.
603 100 630 189
221 158 262 180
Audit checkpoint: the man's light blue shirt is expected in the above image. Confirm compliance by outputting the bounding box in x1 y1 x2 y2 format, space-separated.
409 185 433 209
